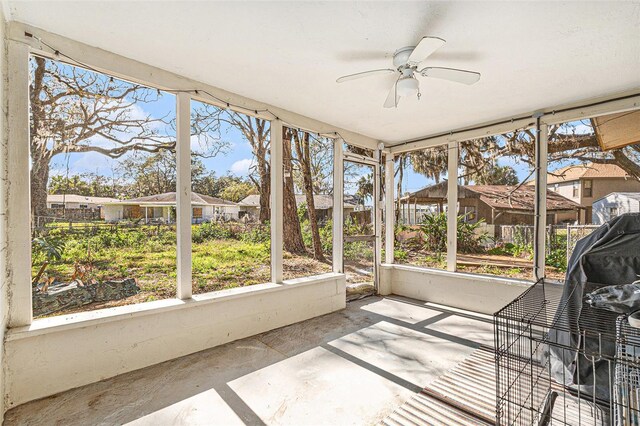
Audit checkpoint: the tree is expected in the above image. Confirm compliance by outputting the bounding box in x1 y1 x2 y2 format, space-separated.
218 180 256 202
395 153 408 222
401 125 640 189
474 164 519 185
355 174 374 206
192 104 272 222
292 134 334 195
282 127 306 254
117 151 180 198
409 145 448 183
292 130 324 261
29 56 175 222
48 174 91 196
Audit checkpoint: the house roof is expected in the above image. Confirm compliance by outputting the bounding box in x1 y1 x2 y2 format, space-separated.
594 192 640 204
466 185 580 212
47 194 120 205
401 182 580 213
239 194 357 209
545 162 631 184
110 192 237 206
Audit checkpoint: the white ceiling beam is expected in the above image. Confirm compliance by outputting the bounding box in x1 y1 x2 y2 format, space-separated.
389 91 640 154
10 21 380 151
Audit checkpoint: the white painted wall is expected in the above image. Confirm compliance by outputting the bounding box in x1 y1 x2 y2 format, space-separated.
384 264 531 315
593 193 640 224
4 273 346 408
0 6 8 422
103 204 122 222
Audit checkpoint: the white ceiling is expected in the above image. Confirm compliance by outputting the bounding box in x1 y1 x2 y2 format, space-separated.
8 1 640 144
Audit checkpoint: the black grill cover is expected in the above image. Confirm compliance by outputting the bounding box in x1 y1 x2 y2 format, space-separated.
548 213 640 401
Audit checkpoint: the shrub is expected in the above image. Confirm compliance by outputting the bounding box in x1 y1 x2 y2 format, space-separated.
240 222 270 243
546 248 567 272
417 212 489 254
394 249 408 261
192 222 234 243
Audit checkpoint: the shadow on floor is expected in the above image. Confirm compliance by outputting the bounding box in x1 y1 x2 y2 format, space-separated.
5 295 495 426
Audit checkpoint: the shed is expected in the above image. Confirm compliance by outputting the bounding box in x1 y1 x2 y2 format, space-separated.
399 182 581 225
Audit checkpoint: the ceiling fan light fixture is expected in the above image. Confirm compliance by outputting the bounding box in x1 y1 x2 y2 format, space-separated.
396 76 419 98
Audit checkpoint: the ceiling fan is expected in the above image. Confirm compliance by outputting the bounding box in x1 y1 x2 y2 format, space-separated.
336 36 481 108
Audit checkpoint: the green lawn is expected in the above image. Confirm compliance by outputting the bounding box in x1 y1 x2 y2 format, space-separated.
32 222 336 315
32 224 274 303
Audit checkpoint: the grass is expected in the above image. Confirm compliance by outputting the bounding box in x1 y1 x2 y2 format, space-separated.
32 221 338 316
192 239 271 291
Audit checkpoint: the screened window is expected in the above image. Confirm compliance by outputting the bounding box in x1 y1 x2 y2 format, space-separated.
190 99 271 294
455 135 536 280
29 55 177 318
282 127 334 280
394 145 448 270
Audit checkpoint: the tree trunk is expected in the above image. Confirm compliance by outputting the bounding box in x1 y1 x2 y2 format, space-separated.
395 154 404 223
293 131 325 261
30 148 51 225
257 150 271 222
282 128 306 255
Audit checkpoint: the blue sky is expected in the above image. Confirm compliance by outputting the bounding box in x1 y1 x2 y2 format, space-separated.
50 91 260 180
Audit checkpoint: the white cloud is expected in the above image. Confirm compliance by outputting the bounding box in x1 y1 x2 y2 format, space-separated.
230 158 255 176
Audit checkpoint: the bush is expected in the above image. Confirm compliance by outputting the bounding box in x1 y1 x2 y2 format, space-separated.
488 242 532 258
394 249 408 261
240 223 270 243
417 212 489 254
192 222 234 243
546 248 567 272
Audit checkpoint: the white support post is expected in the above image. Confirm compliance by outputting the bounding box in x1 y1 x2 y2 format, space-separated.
270 121 284 283
5 40 32 326
374 150 382 291
176 92 192 299
534 119 548 281
384 154 395 264
333 138 344 273
446 142 458 272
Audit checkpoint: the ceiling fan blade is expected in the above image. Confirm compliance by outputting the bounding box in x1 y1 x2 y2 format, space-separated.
419 67 481 85
407 36 446 64
336 69 396 83
383 80 399 108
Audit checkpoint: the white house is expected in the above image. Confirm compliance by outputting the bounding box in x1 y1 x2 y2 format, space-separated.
593 192 640 224
46 194 120 210
239 193 357 222
103 192 240 223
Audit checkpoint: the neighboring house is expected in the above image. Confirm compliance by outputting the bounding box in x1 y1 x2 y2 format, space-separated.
239 194 357 222
399 182 580 227
46 194 120 220
593 192 640 225
103 192 240 223
528 162 640 224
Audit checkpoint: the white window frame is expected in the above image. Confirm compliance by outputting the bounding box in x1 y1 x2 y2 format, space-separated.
12 38 368 326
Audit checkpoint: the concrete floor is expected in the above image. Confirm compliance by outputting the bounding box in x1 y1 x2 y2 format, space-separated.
5 296 494 426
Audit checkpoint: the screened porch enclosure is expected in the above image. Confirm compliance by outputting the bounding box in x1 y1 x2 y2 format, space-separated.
0 1 638 425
